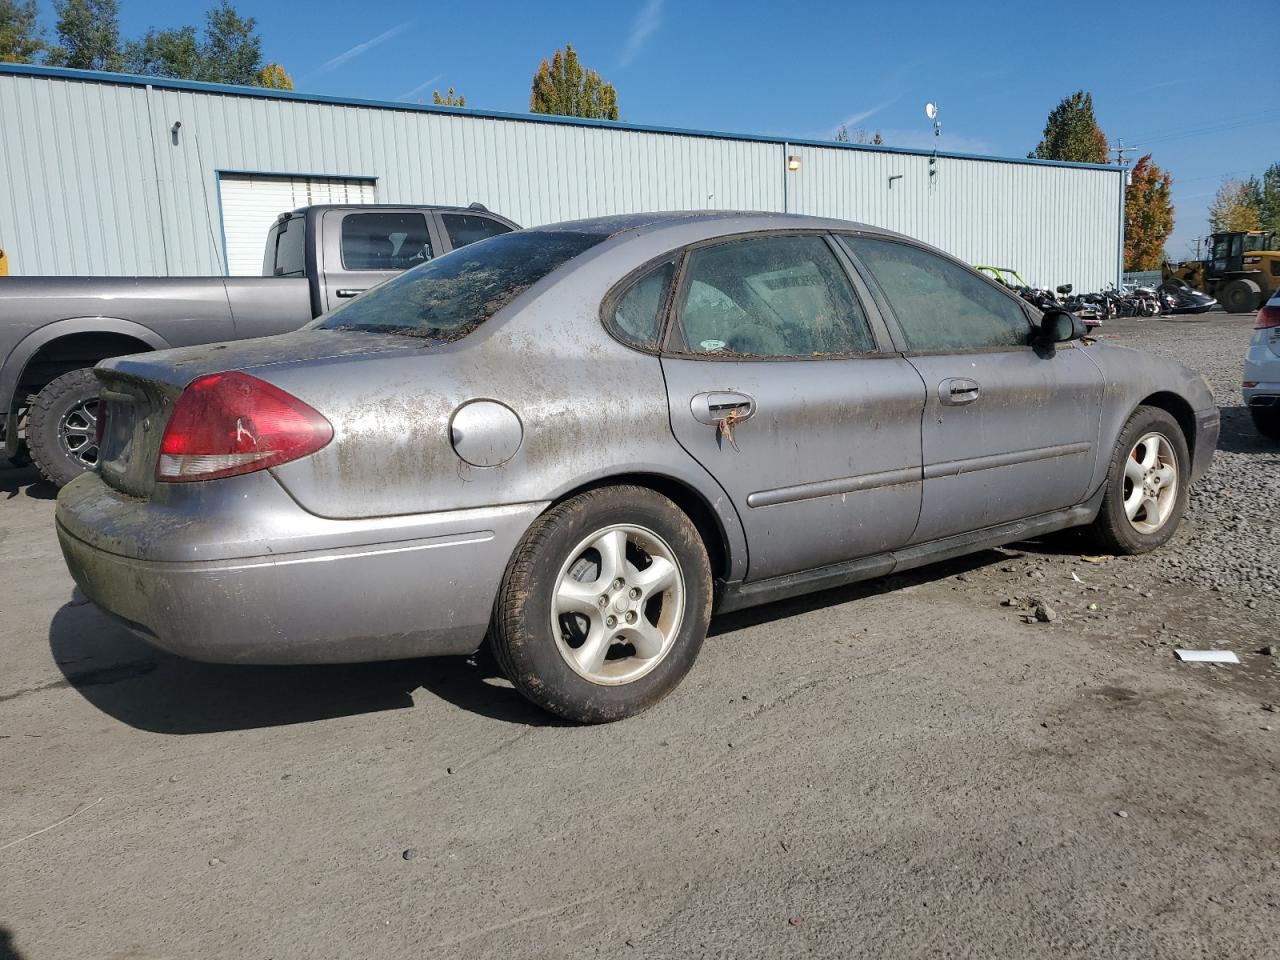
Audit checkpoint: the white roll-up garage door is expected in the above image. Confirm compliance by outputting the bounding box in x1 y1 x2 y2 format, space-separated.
218 174 377 276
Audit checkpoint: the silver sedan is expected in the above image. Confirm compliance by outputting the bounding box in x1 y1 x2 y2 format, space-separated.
56 212 1219 722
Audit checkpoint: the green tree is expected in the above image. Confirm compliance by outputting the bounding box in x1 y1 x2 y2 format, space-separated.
47 0 122 71
0 0 44 63
432 86 465 106
121 2 272 85
123 25 201 78
1029 90 1109 164
530 43 618 120
1123 154 1174 271
1208 178 1262 233
835 125 883 146
202 1 261 85
256 62 292 89
1260 162 1280 236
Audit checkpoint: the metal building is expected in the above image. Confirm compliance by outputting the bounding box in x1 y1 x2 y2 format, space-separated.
0 64 1125 290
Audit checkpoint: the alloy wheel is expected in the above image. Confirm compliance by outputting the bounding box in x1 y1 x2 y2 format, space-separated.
551 524 686 685
1122 432 1177 534
58 397 100 468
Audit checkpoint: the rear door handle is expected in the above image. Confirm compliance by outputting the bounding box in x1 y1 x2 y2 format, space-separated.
690 391 756 425
939 378 981 405
335 288 366 298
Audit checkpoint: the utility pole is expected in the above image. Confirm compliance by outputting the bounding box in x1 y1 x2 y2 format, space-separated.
1110 138 1128 167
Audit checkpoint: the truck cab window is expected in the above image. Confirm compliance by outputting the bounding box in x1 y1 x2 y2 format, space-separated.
265 216 305 277
441 213 512 249
341 213 433 271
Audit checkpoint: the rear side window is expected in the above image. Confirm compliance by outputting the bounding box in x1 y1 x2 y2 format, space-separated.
264 215 305 277
608 260 675 351
671 234 875 357
316 229 604 341
341 213 433 271
441 213 512 249
842 236 1030 352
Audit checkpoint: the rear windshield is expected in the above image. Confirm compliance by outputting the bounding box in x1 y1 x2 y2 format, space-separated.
315 230 603 340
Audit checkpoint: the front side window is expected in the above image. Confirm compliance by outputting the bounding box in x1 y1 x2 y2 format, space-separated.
608 260 675 351
316 229 604 341
341 213 433 271
670 234 875 357
441 213 512 250
842 236 1030 352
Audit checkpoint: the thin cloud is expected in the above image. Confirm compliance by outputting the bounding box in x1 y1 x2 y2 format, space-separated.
833 95 902 133
620 0 663 67
316 21 413 75
398 74 443 102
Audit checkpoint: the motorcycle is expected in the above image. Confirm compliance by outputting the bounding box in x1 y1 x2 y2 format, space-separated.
1157 279 1218 315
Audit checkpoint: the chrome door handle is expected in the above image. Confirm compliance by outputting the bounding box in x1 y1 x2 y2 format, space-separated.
690 391 756 425
335 288 365 298
939 378 980 406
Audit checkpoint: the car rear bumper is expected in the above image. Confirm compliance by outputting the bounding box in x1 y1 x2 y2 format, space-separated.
56 472 546 665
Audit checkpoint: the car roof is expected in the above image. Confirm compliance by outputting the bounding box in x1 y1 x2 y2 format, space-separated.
529 210 899 240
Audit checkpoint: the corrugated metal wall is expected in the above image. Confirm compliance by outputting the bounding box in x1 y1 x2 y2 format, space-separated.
0 68 1123 290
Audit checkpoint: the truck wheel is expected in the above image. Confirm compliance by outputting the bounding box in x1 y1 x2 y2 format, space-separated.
1220 279 1261 314
491 485 713 723
1083 406 1189 555
28 369 102 487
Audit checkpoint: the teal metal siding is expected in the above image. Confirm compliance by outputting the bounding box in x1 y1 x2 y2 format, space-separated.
0 66 1123 291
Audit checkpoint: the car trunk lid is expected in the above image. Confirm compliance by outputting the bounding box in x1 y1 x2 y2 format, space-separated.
94 329 430 498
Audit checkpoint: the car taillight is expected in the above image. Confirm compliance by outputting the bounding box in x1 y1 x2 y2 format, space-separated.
1257 305 1280 329
156 371 333 482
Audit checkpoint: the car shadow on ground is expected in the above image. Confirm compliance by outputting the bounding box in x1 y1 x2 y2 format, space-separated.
0 464 56 501
47 600 562 734
1215 404 1280 457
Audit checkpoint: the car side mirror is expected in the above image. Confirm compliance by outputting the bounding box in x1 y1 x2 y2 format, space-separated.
1035 308 1086 345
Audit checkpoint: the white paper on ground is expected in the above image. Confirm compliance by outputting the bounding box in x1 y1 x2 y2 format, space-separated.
1174 649 1240 664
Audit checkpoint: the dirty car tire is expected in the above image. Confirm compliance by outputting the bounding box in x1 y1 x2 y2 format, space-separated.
491 485 712 723
28 368 101 487
1083 405 1189 555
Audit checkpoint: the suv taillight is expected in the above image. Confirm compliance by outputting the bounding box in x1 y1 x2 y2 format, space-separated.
1257 305 1280 330
156 371 333 482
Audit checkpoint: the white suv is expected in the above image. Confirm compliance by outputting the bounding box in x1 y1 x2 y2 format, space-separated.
1245 288 1280 440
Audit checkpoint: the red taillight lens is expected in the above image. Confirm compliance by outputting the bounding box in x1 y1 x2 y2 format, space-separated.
157 371 333 482
1257 305 1280 330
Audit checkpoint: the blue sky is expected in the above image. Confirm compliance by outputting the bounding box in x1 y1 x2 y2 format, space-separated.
78 0 1280 257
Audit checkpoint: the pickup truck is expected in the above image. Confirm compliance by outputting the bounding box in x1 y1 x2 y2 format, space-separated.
0 203 518 485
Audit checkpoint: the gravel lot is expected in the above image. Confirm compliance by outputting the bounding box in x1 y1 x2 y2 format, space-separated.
1 313 1277 960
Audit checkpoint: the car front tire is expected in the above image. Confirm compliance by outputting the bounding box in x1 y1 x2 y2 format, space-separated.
491 485 713 723
1084 406 1190 555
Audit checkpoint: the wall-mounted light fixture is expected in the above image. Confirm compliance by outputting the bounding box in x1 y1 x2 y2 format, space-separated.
170 120 182 146
786 155 801 172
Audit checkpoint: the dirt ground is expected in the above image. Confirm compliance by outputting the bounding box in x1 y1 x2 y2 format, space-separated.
1 314 1277 960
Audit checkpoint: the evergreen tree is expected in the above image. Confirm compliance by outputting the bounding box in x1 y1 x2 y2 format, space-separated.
1123 154 1174 271
1029 90 1109 164
1260 162 1280 236
530 44 618 120
0 0 44 63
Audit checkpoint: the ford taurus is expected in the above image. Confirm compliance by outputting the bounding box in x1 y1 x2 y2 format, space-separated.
56 213 1220 722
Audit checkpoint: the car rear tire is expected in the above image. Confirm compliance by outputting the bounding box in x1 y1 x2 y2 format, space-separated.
1251 405 1280 441
28 368 101 487
1083 406 1190 555
491 485 713 723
